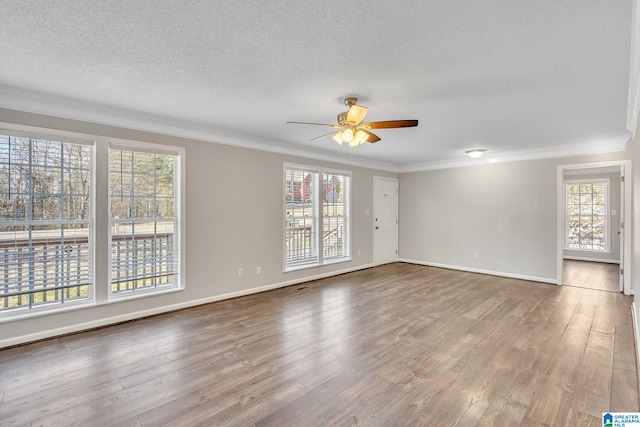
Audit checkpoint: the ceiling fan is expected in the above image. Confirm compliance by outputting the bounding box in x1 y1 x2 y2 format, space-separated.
287 97 418 147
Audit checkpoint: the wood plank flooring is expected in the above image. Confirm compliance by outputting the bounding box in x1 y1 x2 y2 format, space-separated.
0 263 637 426
563 259 620 292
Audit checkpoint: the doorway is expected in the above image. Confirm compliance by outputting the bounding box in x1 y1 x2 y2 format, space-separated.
562 259 620 292
556 160 631 294
373 176 398 266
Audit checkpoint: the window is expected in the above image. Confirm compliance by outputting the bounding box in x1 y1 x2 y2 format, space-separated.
284 164 350 270
0 128 183 318
565 179 608 251
0 134 93 312
109 145 179 295
323 171 350 261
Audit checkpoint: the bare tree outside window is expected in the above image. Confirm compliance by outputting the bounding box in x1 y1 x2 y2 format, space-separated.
109 148 178 294
0 135 92 311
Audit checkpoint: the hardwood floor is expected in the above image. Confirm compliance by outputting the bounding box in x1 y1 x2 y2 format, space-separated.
0 263 637 426
563 259 620 292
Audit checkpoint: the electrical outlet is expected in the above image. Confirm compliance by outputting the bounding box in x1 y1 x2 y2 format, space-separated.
238 268 244 277
256 266 261 275
357 250 362 257
474 252 479 259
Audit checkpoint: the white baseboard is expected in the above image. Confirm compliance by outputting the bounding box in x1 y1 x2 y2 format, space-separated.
563 256 620 264
0 263 374 349
398 259 557 285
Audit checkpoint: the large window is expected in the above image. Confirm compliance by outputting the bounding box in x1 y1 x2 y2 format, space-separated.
0 128 183 318
109 146 179 295
565 179 608 251
284 164 350 271
0 134 92 312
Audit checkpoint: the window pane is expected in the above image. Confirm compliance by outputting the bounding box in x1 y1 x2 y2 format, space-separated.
579 193 592 205
579 184 592 194
569 193 580 204
284 166 350 270
593 193 605 205
568 237 579 248
111 221 177 293
565 181 608 252
323 173 349 260
579 205 592 215
285 168 318 268
579 217 592 228
0 135 93 312
593 227 604 239
592 239 604 250
109 147 179 296
0 223 92 311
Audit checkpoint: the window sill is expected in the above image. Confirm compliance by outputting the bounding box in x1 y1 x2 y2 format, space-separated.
0 299 95 324
563 248 611 254
106 286 183 304
0 287 184 324
284 257 352 273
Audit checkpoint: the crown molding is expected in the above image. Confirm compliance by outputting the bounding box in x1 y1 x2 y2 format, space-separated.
398 137 630 173
628 0 640 138
0 84 631 175
0 85 400 173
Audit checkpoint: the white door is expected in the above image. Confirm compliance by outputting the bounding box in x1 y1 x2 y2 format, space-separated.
373 177 398 265
619 167 625 292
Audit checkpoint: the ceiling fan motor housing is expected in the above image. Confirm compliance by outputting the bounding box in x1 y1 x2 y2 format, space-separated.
344 97 358 106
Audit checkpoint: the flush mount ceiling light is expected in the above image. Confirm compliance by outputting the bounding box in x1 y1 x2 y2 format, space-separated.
287 97 418 147
465 149 487 158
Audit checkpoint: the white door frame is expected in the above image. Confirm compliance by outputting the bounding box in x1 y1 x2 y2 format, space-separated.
373 176 399 266
556 160 632 294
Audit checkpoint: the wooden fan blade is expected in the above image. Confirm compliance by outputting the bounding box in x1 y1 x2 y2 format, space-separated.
287 121 341 127
310 130 341 141
361 120 418 129
361 129 381 143
346 105 368 126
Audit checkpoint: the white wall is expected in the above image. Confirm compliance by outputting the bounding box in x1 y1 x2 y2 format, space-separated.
399 151 631 283
630 114 640 343
0 108 397 347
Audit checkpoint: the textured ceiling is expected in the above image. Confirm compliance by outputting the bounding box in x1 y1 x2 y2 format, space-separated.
0 0 634 170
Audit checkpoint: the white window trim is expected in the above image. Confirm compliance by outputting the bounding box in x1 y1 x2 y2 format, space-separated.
107 140 185 301
564 178 610 253
0 128 96 320
283 162 351 272
0 123 186 321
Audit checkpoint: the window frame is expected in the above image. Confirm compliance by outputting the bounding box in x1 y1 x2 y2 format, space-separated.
283 163 351 272
0 124 185 321
564 178 610 253
108 142 184 300
0 129 96 317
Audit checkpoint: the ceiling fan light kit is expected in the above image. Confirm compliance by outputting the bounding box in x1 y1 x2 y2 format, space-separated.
287 97 418 147
465 149 487 158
